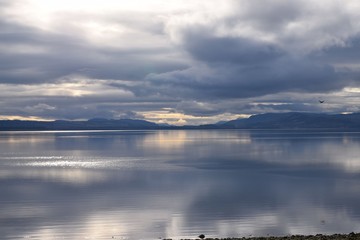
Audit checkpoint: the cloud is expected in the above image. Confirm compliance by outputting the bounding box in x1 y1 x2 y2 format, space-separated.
143 0 360 116
0 8 186 84
146 56 340 99
2 0 360 123
182 27 284 65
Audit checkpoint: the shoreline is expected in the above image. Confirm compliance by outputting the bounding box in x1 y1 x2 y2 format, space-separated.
163 232 360 240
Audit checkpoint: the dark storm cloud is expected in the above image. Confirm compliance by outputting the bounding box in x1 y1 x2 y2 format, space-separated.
144 12 353 102
0 17 186 84
311 35 360 70
182 26 284 65
146 55 340 100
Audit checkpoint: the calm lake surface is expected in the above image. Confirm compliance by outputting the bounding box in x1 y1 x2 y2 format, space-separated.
1 130 360 239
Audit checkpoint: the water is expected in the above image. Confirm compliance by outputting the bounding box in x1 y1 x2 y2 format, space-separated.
1 130 360 239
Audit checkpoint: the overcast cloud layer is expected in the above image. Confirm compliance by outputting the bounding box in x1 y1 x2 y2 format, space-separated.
1 0 360 125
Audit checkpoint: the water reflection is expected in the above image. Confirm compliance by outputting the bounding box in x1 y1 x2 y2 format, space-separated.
1 130 360 239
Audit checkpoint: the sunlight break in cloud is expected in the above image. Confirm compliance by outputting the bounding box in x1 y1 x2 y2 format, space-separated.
138 109 249 126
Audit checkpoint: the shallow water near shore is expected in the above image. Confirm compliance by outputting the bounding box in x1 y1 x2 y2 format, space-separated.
1 130 360 239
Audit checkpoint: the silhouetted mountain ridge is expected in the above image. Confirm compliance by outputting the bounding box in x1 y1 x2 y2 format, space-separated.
0 118 159 130
220 112 360 129
1 112 360 130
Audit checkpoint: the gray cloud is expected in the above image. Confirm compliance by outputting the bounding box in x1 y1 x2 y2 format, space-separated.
0 15 186 84
182 26 284 65
311 35 360 79
146 56 340 100
2 0 360 123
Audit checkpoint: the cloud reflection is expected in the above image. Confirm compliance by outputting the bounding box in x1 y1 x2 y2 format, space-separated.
1 130 360 239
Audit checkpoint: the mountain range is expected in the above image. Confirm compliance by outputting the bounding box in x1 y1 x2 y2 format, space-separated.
0 118 159 131
1 112 360 130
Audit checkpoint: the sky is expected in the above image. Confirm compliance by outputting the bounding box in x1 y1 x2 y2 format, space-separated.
1 0 360 125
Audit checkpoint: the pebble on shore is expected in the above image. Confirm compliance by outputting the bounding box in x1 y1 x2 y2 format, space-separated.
162 232 360 240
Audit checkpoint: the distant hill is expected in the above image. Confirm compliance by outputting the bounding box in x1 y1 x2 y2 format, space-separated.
0 118 160 131
1 112 360 130
219 112 360 129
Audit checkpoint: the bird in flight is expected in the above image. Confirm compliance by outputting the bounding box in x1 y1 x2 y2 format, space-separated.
319 100 325 103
